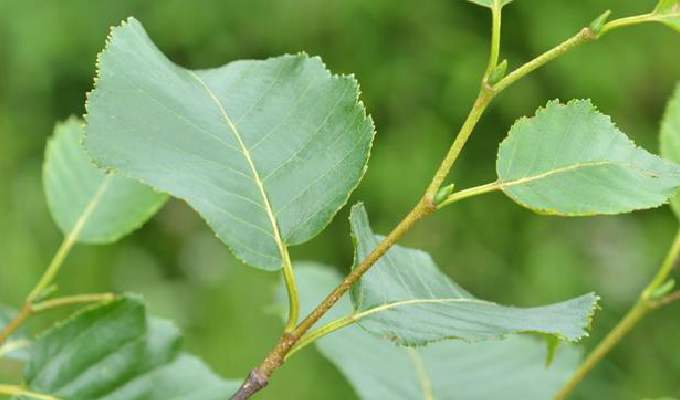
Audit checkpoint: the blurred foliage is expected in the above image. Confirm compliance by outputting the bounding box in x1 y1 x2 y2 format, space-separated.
0 0 679 398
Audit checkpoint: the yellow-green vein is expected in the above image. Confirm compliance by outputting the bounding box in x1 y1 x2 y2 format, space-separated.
188 71 299 332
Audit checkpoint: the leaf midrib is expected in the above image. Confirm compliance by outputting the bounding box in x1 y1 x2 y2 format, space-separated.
500 159 675 188
188 71 288 264
355 298 494 320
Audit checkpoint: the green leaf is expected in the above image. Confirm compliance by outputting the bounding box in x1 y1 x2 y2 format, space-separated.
295 265 582 400
349 204 598 345
496 100 680 216
21 296 239 399
465 0 514 8
654 0 680 32
44 118 167 243
660 83 680 216
84 17 375 270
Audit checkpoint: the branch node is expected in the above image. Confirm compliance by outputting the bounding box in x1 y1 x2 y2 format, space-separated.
230 369 269 400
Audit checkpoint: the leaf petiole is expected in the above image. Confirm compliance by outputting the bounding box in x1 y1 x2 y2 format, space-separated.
483 0 503 81
437 181 501 208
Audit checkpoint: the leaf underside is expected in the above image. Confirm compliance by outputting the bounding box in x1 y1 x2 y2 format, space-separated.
44 118 167 244
660 83 680 217
295 265 581 400
84 17 375 270
349 204 598 345
19 296 239 400
496 100 680 216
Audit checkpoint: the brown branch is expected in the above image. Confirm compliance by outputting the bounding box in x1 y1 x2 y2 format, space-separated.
0 303 32 345
230 197 435 399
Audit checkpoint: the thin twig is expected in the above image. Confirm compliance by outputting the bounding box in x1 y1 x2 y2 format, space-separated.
554 228 680 399
230 11 658 400
0 293 116 346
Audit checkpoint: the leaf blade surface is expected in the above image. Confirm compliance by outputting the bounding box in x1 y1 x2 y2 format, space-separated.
85 18 374 270
349 204 598 345
44 118 167 243
21 296 239 399
295 265 581 400
497 100 680 216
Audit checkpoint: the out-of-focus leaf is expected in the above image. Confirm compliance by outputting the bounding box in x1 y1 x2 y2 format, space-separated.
654 0 680 32
44 118 167 243
349 203 598 345
20 296 239 399
465 0 514 8
84 17 375 270
660 83 680 216
0 306 30 362
294 264 581 400
496 100 680 216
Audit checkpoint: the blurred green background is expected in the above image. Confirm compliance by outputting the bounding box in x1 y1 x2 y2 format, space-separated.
1 0 679 398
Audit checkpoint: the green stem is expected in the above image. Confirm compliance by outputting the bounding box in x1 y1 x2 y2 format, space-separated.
0 176 112 346
0 384 60 400
426 88 495 199
28 176 112 301
554 228 680 400
0 292 116 346
31 293 117 312
601 13 656 34
484 1 503 80
493 27 596 94
281 252 300 333
26 237 76 303
286 314 355 360
438 181 501 208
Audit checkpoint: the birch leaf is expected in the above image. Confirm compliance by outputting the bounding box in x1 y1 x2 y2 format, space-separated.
660 83 680 217
349 204 598 345
20 296 239 399
84 17 375 270
294 265 581 400
44 118 167 243
497 100 680 216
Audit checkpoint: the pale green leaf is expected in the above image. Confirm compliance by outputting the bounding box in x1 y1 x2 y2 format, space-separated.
660 83 680 216
465 0 514 8
21 296 239 399
44 118 167 243
654 0 680 32
497 100 680 216
349 204 598 345
296 265 581 400
84 17 375 270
